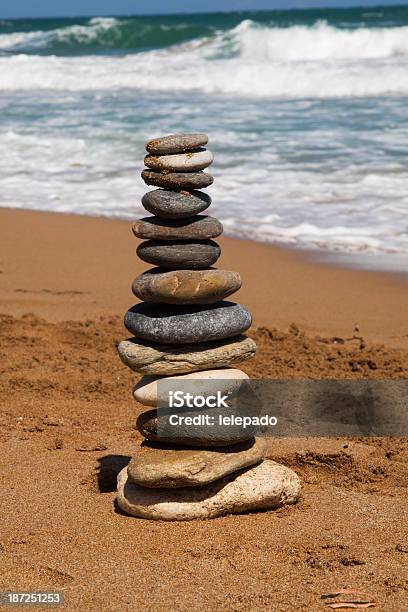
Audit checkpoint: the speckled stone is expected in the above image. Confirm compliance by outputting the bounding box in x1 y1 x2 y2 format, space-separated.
133 368 249 407
137 240 220 269
117 459 301 520
132 216 222 241
124 301 252 344
117 335 257 375
127 438 266 488
146 133 208 155
142 170 213 191
144 149 213 172
132 268 242 305
135 406 255 447
142 190 211 219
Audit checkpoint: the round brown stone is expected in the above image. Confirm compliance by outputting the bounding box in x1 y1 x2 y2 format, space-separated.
132 268 242 304
132 216 222 241
127 438 266 488
145 133 208 155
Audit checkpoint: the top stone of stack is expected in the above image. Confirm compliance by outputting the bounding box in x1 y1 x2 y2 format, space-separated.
145 133 208 155
142 133 214 192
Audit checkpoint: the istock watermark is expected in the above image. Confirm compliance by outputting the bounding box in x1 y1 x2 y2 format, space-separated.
154 379 408 443
169 390 231 408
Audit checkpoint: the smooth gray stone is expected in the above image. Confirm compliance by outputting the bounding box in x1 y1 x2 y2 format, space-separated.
142 190 211 219
142 170 213 191
136 406 255 447
132 216 222 241
137 240 220 269
145 133 208 155
124 301 252 344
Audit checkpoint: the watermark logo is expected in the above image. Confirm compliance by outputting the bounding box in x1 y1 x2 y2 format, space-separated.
154 379 408 442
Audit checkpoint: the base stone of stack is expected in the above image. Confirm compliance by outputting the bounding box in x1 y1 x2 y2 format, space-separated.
116 459 301 521
127 438 266 488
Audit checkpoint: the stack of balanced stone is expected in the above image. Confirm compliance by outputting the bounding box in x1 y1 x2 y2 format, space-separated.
116 133 301 521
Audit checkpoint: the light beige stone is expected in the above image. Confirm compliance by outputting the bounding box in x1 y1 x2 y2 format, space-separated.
127 438 266 488
116 459 301 521
144 149 213 172
117 335 256 375
133 369 249 407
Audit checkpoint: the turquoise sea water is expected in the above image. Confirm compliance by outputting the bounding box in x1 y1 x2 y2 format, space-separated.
1 6 408 267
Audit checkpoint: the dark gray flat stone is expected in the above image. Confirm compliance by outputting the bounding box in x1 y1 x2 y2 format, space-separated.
136 408 255 447
142 189 211 219
132 216 222 241
124 301 252 344
145 133 208 155
137 240 221 269
142 170 213 191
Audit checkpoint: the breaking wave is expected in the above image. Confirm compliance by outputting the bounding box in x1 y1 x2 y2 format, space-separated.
2 19 408 99
1 14 408 60
0 16 214 54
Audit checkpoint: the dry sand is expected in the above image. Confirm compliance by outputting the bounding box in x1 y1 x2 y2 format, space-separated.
0 208 407 611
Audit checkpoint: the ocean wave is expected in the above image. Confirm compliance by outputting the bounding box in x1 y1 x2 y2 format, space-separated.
0 16 213 54
0 18 118 52
2 16 408 61
219 19 408 61
2 20 408 98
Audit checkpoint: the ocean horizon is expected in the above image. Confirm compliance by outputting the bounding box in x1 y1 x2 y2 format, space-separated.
1 5 408 269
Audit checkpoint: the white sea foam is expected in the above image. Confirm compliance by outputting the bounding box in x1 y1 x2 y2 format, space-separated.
226 19 408 61
1 98 408 259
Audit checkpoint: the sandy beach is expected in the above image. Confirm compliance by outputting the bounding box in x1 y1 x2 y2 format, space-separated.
0 207 407 610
